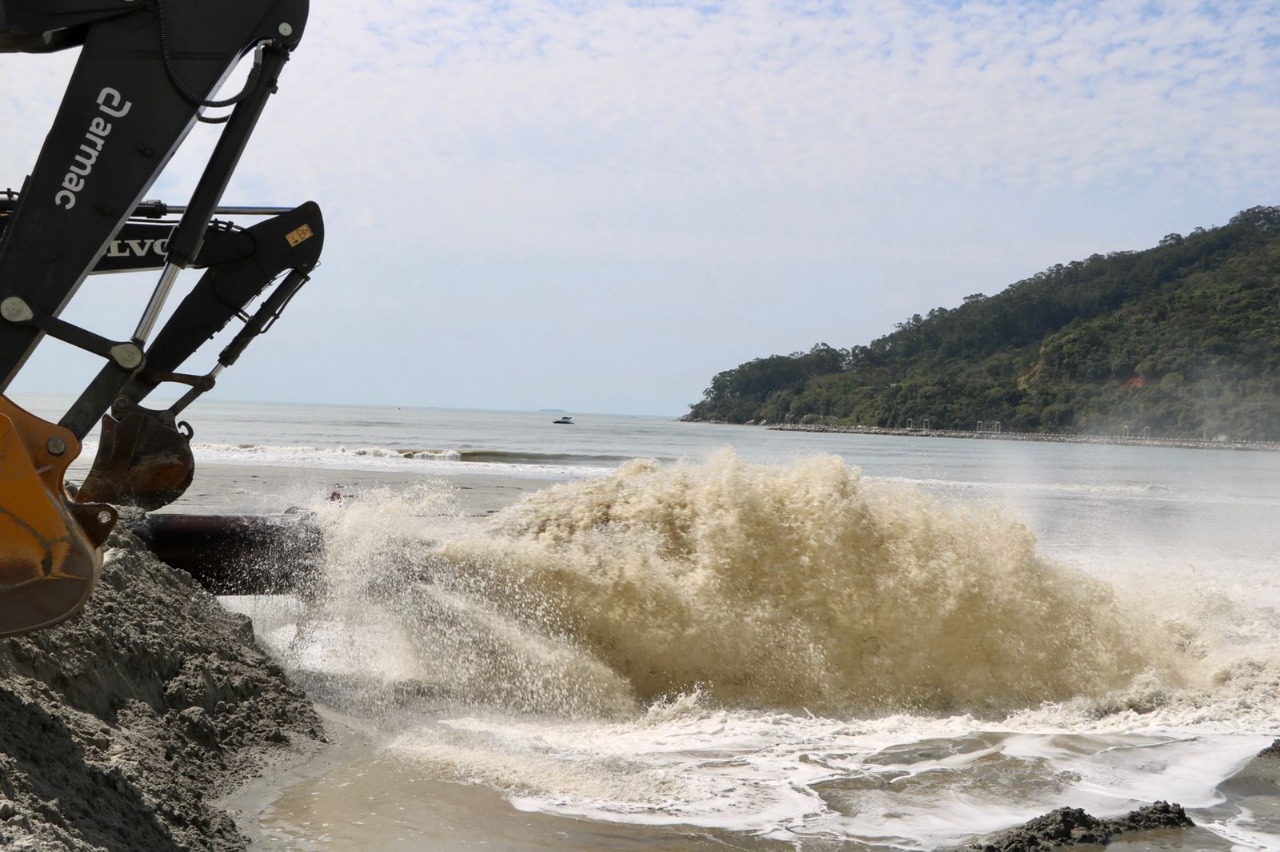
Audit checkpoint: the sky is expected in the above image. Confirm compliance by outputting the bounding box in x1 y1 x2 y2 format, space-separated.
2 0 1279 416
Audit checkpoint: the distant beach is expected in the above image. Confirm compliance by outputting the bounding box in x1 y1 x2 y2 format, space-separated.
762 421 1280 452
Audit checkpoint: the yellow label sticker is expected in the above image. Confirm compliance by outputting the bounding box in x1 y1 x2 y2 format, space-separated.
285 223 314 247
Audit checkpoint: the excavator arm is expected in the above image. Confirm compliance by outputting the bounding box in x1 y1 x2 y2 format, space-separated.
0 197 323 509
0 0 312 636
76 201 324 510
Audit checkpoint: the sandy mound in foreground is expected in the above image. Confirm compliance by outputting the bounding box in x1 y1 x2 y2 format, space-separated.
0 512 323 851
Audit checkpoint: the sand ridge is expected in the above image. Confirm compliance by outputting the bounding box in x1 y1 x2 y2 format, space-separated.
0 509 323 851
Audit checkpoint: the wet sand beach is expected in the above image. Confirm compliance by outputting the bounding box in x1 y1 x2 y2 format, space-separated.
153 462 561 517
228 707 792 851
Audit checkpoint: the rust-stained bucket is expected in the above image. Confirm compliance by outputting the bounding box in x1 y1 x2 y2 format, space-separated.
75 408 195 511
0 395 117 637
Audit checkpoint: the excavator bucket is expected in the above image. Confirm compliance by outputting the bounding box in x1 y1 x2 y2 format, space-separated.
0 396 116 637
74 407 195 512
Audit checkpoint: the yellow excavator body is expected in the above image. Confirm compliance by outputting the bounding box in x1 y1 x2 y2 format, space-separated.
0 396 116 637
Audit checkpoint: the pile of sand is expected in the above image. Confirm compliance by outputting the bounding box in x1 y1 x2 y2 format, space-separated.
0 511 323 851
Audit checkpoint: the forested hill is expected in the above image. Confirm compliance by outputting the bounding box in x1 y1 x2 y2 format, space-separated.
685 205 1280 442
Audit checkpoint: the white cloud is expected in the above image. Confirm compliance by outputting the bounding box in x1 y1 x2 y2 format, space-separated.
1 0 1278 414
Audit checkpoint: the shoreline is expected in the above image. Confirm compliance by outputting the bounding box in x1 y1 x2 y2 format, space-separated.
760 421 1280 451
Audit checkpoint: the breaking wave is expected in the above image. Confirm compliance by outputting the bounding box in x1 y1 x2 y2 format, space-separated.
440 452 1180 716
288 451 1199 719
177 441 619 478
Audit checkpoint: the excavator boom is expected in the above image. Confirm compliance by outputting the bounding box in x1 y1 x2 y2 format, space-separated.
0 0 314 636
77 201 324 509
1 194 323 509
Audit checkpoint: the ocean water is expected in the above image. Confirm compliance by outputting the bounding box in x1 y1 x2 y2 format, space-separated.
19 395 1280 849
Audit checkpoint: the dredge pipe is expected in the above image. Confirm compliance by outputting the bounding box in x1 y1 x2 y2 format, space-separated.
142 512 322 595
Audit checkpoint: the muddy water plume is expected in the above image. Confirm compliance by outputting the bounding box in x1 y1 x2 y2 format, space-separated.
421 452 1180 717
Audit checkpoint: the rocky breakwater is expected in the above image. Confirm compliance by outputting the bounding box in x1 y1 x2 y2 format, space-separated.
0 510 323 851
